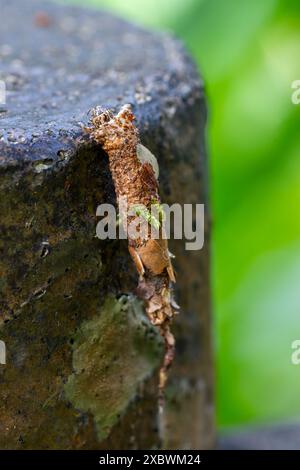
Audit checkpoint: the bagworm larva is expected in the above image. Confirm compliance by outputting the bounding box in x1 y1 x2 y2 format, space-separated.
86 104 179 406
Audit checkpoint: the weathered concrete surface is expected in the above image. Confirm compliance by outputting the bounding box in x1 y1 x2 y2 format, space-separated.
0 0 214 449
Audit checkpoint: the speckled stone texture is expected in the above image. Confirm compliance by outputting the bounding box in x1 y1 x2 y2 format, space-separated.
0 0 214 449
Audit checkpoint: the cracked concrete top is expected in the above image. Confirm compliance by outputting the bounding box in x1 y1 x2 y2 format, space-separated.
0 0 203 168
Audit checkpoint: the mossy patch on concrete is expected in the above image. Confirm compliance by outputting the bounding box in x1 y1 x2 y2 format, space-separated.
64 295 163 440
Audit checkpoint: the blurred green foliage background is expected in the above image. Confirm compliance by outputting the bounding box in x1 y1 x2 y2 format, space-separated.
67 0 300 428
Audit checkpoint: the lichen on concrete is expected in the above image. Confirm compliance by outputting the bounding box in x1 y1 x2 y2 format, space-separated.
64 295 163 440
